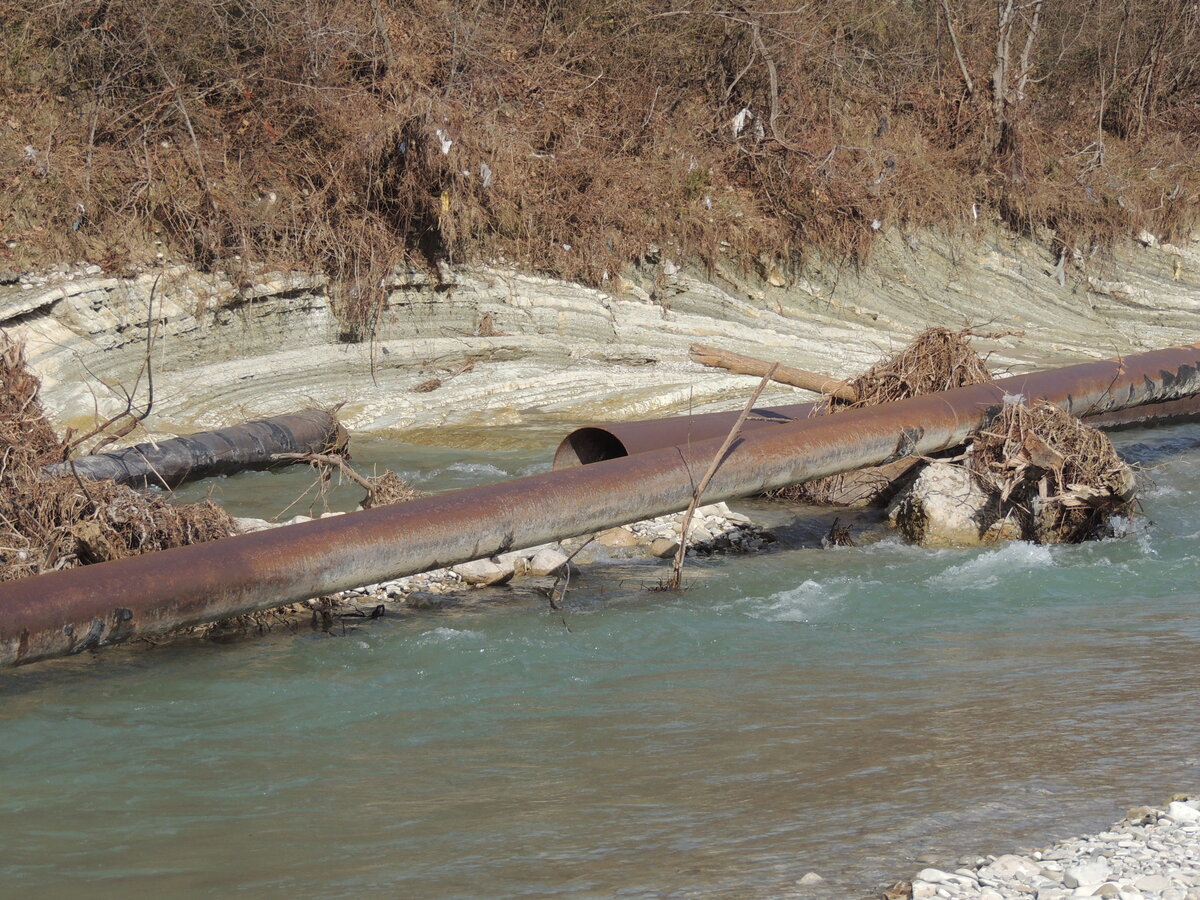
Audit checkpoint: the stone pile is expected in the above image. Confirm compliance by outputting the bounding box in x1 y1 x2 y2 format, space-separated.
903 795 1200 900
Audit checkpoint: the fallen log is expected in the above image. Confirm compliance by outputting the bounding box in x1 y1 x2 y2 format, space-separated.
42 409 347 489
688 343 857 401
2 342 1198 668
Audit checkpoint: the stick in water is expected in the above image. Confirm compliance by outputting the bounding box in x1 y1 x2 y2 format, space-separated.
663 363 779 590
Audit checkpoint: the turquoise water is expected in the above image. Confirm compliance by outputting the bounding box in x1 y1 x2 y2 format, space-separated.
3 425 1199 899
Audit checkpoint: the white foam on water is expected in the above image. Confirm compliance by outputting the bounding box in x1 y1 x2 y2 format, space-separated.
444 461 508 477
417 626 486 645
927 541 1054 591
743 577 858 623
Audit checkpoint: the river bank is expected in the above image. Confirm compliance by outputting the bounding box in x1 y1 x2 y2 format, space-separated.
3 227 1199 444
901 795 1200 900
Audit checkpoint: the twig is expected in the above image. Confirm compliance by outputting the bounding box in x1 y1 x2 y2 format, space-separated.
541 536 597 632
272 452 375 493
662 363 778 591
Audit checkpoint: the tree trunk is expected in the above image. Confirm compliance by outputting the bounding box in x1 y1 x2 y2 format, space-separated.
688 344 857 402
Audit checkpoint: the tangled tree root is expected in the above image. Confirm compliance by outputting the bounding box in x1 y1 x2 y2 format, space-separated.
769 327 997 505
1 336 237 583
832 326 997 412
969 400 1136 544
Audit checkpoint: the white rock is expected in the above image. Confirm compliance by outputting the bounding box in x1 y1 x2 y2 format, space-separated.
528 547 571 577
886 462 993 546
452 558 514 586
1165 802 1200 824
1133 874 1171 893
916 868 977 886
984 854 1042 882
1065 860 1111 889
795 872 823 885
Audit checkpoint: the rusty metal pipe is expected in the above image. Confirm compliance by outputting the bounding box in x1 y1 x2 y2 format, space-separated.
552 364 1200 468
3 344 1199 668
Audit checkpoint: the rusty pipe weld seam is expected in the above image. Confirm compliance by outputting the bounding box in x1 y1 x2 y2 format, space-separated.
42 410 342 489
2 344 1199 668
551 356 1200 468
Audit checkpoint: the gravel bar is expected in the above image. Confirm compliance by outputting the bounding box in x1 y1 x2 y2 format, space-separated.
896 795 1200 900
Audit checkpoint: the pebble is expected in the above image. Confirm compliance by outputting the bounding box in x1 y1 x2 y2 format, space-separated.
902 796 1200 900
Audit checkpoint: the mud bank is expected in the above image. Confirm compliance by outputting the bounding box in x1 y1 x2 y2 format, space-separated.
2 228 1198 446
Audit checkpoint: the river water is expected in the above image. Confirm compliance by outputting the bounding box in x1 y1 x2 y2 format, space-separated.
2 424 1199 899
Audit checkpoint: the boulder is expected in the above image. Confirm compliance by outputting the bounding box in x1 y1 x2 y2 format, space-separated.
528 547 572 577
451 558 514 586
886 462 994 547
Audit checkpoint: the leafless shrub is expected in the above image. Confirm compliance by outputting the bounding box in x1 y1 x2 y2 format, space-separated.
1 336 236 582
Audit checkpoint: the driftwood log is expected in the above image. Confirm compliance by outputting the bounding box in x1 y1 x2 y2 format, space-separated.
688 344 857 402
43 409 347 489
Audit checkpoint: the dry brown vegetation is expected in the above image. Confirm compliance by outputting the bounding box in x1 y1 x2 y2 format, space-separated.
1 337 235 582
970 399 1136 543
3 0 1198 332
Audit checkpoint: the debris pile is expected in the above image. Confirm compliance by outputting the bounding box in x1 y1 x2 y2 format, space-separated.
771 327 996 506
969 399 1137 543
0 337 236 583
831 326 996 412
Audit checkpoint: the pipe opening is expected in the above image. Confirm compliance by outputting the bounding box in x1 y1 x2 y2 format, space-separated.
552 427 629 468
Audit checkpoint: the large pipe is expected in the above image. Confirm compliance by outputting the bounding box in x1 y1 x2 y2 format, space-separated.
2 344 1198 668
43 409 345 489
552 370 1200 468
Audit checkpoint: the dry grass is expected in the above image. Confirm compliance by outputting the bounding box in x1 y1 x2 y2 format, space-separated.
831 327 997 413
2 1 1198 334
1 337 236 582
969 400 1135 543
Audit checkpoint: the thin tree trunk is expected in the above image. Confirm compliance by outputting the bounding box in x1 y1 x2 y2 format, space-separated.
689 344 857 402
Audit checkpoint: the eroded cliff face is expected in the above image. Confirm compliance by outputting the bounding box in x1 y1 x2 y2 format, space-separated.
3 228 1198 447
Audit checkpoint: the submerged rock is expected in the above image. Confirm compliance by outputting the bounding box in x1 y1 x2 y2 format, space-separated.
886 462 995 547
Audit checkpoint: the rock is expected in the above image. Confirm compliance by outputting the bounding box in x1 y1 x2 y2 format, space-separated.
232 516 274 533
1133 874 1171 893
528 547 571 577
886 462 993 546
1164 802 1200 824
911 881 937 899
915 867 977 887
1064 859 1111 888
983 854 1042 882
1124 807 1159 825
596 526 640 549
1091 884 1120 898
405 592 451 609
649 537 680 559
451 558 514 586
795 872 824 885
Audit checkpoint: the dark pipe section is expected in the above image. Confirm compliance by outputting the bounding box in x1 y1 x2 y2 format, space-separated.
553 377 1200 469
42 409 344 489
553 402 819 468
